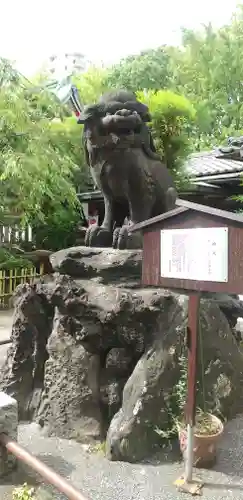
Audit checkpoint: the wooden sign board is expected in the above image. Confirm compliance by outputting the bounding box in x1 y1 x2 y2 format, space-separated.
129 199 243 294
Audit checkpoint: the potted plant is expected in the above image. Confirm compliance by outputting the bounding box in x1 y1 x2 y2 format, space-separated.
177 409 224 468
174 351 225 468
155 353 224 469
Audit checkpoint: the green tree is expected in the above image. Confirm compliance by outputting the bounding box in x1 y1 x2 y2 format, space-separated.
0 59 90 249
73 66 109 104
105 47 173 92
170 6 243 147
137 89 196 188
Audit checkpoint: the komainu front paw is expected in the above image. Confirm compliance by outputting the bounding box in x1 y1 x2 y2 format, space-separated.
112 226 142 249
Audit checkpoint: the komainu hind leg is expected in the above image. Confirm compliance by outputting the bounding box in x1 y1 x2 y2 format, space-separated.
85 195 114 248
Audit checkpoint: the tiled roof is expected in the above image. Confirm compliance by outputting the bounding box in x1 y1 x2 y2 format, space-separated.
185 152 243 178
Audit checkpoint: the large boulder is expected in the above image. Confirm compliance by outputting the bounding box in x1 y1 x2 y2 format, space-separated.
1 247 243 462
50 246 142 285
106 298 243 461
37 308 102 442
0 279 54 419
50 247 243 329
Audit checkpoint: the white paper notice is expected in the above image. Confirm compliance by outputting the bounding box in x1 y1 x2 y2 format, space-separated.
160 227 228 282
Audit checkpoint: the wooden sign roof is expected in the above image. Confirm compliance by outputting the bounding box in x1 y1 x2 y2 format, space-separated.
130 198 243 233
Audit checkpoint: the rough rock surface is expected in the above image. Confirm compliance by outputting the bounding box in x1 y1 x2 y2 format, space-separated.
50 246 142 284
1 247 243 462
37 308 102 441
106 298 243 461
0 280 54 420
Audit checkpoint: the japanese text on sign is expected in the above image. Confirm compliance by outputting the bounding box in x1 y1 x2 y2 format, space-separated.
160 227 228 282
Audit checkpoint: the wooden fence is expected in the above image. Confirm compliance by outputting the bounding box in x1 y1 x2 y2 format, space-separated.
0 222 36 308
0 264 44 309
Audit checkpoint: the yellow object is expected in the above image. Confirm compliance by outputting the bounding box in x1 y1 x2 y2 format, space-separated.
174 476 203 495
0 264 44 309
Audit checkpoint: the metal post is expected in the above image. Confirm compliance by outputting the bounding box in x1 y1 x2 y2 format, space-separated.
185 293 200 483
0 433 89 500
185 423 194 481
174 292 203 495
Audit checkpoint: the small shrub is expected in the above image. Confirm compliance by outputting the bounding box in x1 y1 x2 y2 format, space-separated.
12 484 54 500
154 353 188 441
137 89 196 190
92 440 106 455
12 483 35 500
0 247 33 270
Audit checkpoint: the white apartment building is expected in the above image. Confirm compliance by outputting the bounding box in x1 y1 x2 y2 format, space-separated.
47 52 90 76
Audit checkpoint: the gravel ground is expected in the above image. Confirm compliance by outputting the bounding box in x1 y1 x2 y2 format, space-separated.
1 418 243 500
0 310 12 369
0 309 13 339
0 343 8 367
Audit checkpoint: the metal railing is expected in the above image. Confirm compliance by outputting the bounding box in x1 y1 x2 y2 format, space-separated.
0 433 89 500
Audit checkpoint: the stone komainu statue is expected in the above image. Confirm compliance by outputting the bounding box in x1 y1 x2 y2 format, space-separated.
79 90 177 249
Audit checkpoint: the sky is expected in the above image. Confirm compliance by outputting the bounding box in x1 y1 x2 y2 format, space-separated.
1 0 241 76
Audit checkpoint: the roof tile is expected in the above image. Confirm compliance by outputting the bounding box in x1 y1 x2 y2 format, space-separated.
185 152 243 177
